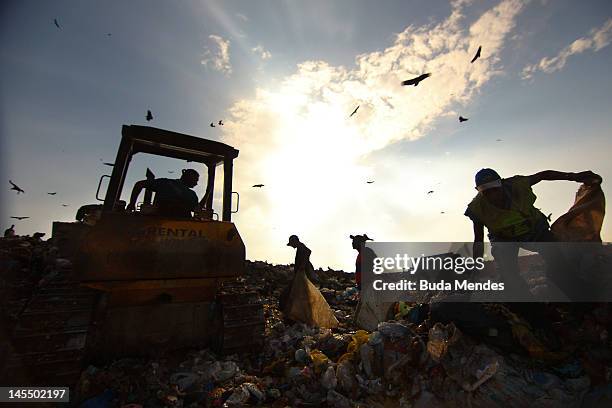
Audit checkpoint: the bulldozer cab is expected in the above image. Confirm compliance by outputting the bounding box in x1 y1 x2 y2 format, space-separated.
74 125 246 283
101 124 239 221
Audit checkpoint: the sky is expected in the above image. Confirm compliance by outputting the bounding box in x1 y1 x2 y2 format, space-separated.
1 0 611 271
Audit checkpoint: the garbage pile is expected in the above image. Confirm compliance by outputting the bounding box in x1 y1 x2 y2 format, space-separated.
0 233 65 332
2 238 612 407
71 261 612 407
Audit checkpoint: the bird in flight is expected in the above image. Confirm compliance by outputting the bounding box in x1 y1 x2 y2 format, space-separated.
61 204 69 207
380 96 395 110
218 120 224 126
427 190 434 195
440 211 446 214
252 184 264 188
470 46 482 63
11 216 29 220
349 105 360 118
168 171 175 174
366 181 375 184
401 73 431 87
210 122 216 127
47 192 57 195
54 19 61 29
9 180 24 194
459 116 469 123
496 139 503 142
146 110 153 121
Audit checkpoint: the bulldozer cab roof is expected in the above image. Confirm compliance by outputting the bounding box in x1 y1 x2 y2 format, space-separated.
122 125 238 165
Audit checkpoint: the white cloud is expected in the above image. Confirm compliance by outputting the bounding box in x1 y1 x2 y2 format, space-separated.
218 0 529 268
522 18 612 79
251 44 272 60
201 34 232 75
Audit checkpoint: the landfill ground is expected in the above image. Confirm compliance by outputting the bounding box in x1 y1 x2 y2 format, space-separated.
2 236 612 407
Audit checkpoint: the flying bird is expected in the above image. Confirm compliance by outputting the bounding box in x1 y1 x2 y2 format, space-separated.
210 122 216 127
366 181 375 184
47 192 57 195
459 116 469 122
496 139 503 142
401 73 431 87
11 216 29 220
218 120 224 126
470 46 482 63
168 171 175 174
146 110 153 121
61 204 69 207
349 105 360 118
380 96 395 110
427 190 434 194
107 33 112 37
252 184 264 188
440 211 446 214
54 19 61 29
9 180 24 194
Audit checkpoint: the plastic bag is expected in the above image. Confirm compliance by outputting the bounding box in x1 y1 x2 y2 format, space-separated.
309 349 330 374
321 365 337 390
354 288 394 332
551 182 605 242
336 360 356 394
338 330 370 364
284 266 339 328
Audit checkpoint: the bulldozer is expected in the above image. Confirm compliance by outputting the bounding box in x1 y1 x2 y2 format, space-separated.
6 125 264 386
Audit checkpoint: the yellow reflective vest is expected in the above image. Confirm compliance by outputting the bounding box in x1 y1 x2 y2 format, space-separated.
467 176 546 239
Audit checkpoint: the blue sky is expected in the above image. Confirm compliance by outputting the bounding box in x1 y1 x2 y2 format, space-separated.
1 0 611 270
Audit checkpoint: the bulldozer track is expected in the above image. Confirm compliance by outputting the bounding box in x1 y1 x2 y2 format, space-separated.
2 278 266 391
217 280 265 355
3 277 99 389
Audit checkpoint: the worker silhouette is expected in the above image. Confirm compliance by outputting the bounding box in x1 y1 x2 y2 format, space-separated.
126 169 200 218
4 225 15 238
286 235 319 283
279 235 317 313
350 234 376 291
466 168 601 300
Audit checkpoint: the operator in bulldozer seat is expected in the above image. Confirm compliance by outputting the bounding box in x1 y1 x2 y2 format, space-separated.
126 168 201 218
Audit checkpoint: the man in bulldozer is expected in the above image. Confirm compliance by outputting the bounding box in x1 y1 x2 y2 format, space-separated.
126 168 200 218
466 168 602 300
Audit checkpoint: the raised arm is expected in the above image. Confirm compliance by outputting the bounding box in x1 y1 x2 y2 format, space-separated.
528 170 601 186
472 221 485 260
126 179 150 212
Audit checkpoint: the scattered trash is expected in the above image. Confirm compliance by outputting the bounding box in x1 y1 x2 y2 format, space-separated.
2 237 611 407
321 365 337 390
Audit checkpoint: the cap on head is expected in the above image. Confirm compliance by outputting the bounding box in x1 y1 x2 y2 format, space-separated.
475 168 501 192
350 234 373 243
182 169 200 178
287 234 299 246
